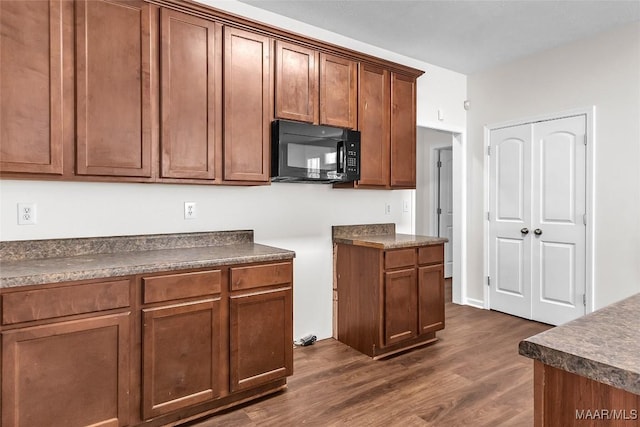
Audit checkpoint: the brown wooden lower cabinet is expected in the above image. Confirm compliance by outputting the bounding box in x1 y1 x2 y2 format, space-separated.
384 267 418 346
2 313 131 427
336 243 445 358
0 259 294 426
142 299 222 419
230 286 293 392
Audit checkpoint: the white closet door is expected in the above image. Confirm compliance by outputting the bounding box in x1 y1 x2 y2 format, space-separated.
531 115 586 325
489 115 586 325
489 124 532 319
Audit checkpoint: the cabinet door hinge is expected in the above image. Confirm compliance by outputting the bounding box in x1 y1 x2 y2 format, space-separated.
487 211 490 221
437 160 442 168
487 276 491 287
437 207 442 214
583 213 587 226
487 145 491 156
582 294 586 306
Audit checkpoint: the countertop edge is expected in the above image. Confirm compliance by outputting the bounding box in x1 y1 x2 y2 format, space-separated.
518 340 640 395
333 235 448 249
1 249 295 289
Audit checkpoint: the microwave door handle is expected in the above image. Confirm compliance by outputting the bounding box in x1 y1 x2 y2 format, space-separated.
337 141 345 173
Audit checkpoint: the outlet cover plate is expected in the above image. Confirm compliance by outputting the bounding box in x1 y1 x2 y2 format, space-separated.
184 202 197 219
18 203 37 225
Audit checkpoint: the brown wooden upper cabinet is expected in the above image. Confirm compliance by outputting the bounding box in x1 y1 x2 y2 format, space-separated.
274 40 318 124
1 0 422 187
160 9 222 181
223 27 272 183
75 0 154 178
390 72 417 188
340 67 417 189
357 63 391 186
274 44 357 129
0 0 71 175
320 53 358 129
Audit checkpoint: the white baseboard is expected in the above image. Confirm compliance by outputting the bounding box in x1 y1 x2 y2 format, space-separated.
464 298 485 309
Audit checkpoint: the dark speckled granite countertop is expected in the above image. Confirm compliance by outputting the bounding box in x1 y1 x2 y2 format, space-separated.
519 293 640 395
0 231 295 289
332 223 447 249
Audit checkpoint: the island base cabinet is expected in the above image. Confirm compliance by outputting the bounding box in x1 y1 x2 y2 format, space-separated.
384 268 417 346
336 243 444 358
1 313 130 427
534 361 640 427
418 264 445 334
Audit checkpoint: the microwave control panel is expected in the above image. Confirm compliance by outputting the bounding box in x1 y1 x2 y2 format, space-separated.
345 141 360 177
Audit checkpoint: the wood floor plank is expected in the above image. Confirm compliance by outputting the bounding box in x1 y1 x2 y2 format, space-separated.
187 282 551 426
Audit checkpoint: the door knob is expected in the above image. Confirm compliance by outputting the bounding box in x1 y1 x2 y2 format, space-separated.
520 228 529 235
534 228 543 236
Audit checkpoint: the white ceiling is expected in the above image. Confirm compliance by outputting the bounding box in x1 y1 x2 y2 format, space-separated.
238 0 640 74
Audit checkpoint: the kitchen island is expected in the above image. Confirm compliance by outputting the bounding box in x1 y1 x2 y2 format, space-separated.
0 231 295 426
332 223 447 358
519 293 640 426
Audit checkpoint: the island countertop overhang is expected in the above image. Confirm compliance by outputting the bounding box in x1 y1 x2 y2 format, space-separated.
519 292 640 395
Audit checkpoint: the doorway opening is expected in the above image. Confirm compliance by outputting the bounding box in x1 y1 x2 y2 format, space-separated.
416 126 466 305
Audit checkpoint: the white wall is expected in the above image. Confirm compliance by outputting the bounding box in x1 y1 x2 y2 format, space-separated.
467 22 640 309
0 0 467 341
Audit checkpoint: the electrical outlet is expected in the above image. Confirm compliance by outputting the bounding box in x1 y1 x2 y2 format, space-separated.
18 203 37 225
184 202 197 219
384 203 391 215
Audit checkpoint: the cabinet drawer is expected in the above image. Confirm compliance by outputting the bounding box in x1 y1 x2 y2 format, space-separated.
2 279 131 325
230 262 292 291
418 244 444 265
384 249 416 269
143 270 221 304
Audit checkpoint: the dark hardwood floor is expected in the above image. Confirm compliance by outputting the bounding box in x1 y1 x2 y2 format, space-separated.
187 280 551 426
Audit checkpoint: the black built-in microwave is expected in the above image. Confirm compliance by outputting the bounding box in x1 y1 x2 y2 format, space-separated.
271 120 360 183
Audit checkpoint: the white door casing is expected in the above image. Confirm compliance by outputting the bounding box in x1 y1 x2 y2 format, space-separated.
488 115 586 325
437 148 453 278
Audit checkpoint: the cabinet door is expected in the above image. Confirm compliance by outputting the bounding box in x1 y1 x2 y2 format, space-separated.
319 53 357 129
383 268 417 346
142 299 221 419
418 263 445 334
76 0 154 177
275 40 318 123
223 27 271 182
230 287 293 392
357 63 390 187
0 0 68 174
390 72 416 188
160 9 221 180
2 313 130 427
